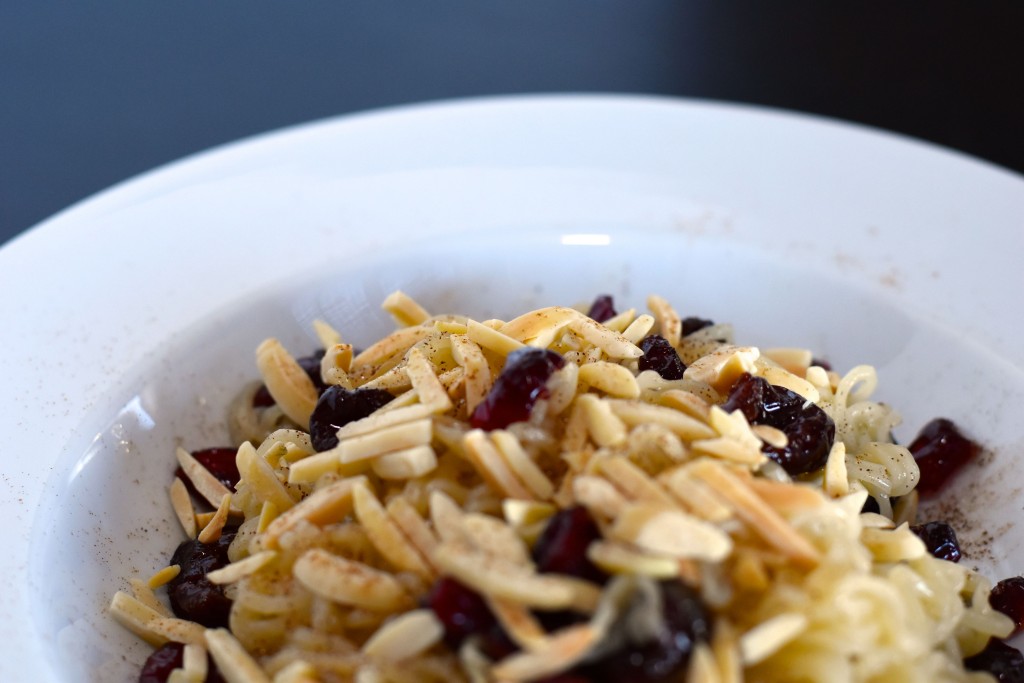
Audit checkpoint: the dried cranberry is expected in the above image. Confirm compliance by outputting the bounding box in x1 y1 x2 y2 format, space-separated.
909 418 981 497
638 335 686 380
167 533 235 628
910 521 961 562
308 386 394 451
174 447 240 493
587 295 617 323
722 374 835 476
680 317 714 336
581 581 711 682
427 577 497 649
964 639 1024 683
991 577 1024 633
138 642 225 683
470 348 566 431
810 357 832 371
533 507 606 584
252 349 327 407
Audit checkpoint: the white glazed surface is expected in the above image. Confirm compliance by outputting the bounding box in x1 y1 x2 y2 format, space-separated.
2 95 1023 682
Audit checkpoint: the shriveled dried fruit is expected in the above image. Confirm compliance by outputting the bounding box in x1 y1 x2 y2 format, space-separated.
470 347 566 430
309 385 395 451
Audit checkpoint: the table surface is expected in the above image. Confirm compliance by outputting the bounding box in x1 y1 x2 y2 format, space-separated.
3 1 1022 247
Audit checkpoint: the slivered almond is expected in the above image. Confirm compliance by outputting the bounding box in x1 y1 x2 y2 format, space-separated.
824 441 849 497
129 578 172 617
198 493 233 543
491 430 555 500
382 290 431 327
488 597 548 650
205 628 272 683
110 591 193 647
351 326 432 370
287 450 342 484
601 307 637 333
148 564 181 589
597 456 676 508
336 404 434 440
386 497 440 574
293 549 410 612
353 482 432 577
503 499 556 529
429 490 472 545
461 512 533 567
405 346 453 412
567 316 644 359
576 393 627 447
321 343 355 390
751 424 788 449
490 624 600 681
206 551 277 585
312 318 343 348
500 306 582 345
176 447 234 511
363 609 444 662
182 643 208 680
646 294 682 347
433 541 601 612
337 418 433 464
658 389 712 421
757 365 820 403
255 338 319 425
689 460 820 566
691 437 765 466
263 476 366 546
659 467 733 522
610 504 732 561
169 477 197 538
761 347 813 376
746 479 825 514
578 361 641 398
449 333 491 414
371 445 438 480
739 613 808 665
683 345 760 393
466 318 525 356
463 429 535 500
608 400 717 441
236 441 295 512
621 313 656 344
587 540 680 578
572 475 628 521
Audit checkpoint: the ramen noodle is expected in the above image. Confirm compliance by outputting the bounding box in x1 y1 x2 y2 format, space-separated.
110 292 1015 683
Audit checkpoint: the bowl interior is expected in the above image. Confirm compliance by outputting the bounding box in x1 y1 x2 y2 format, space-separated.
30 229 1024 681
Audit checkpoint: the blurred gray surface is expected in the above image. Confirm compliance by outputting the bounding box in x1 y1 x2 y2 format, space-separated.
2 2 1022 245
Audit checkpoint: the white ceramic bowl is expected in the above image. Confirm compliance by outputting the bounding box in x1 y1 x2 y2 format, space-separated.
3 95 1023 682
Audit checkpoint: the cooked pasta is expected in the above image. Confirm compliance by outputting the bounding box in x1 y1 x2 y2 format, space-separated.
110 293 1015 683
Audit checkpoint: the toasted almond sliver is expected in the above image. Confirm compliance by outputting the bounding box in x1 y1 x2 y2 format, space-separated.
683 345 760 393
659 467 734 522
690 460 820 566
567 317 643 359
236 441 295 512
386 496 440 575
109 591 177 647
597 456 676 508
336 404 434 440
256 338 319 426
466 318 526 356
351 326 433 370
312 318 343 348
353 481 433 577
263 475 366 546
761 347 813 376
287 449 341 484
321 342 355 390
206 628 272 683
500 306 582 346
371 445 438 480
490 624 601 681
491 430 555 500
176 447 234 511
405 346 453 412
751 424 788 449
757 365 820 403
621 313 656 344
503 499 556 529
429 490 472 545
433 542 601 612
149 617 207 647
658 390 712 421
746 479 826 515
610 504 732 561
382 290 431 327
129 577 173 617
572 475 629 521
461 511 533 567
207 551 277 585
197 493 233 544
608 400 717 442
690 437 765 466
646 294 682 347
148 564 181 589
463 429 535 500
708 406 762 451
739 613 808 665
293 549 410 612
587 540 680 578
363 609 444 662
272 660 318 683
824 440 849 497
578 361 641 399
601 307 637 333
338 418 433 465
488 597 549 651
169 478 197 539
182 643 208 679
711 621 743 683
450 333 492 414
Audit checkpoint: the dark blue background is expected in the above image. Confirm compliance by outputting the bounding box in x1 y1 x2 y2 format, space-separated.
3 2 1022 245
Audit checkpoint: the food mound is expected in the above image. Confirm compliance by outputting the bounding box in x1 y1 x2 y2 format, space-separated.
111 292 1023 683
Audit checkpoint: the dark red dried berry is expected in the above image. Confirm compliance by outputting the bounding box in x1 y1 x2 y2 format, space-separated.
638 335 686 380
139 642 226 683
426 577 497 649
167 533 235 628
680 317 714 336
174 447 240 493
990 577 1024 634
470 347 566 431
722 374 835 475
309 386 395 451
909 418 981 497
587 295 617 323
532 507 606 584
580 581 711 682
252 349 327 407
964 639 1024 683
810 357 832 371
910 521 962 562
